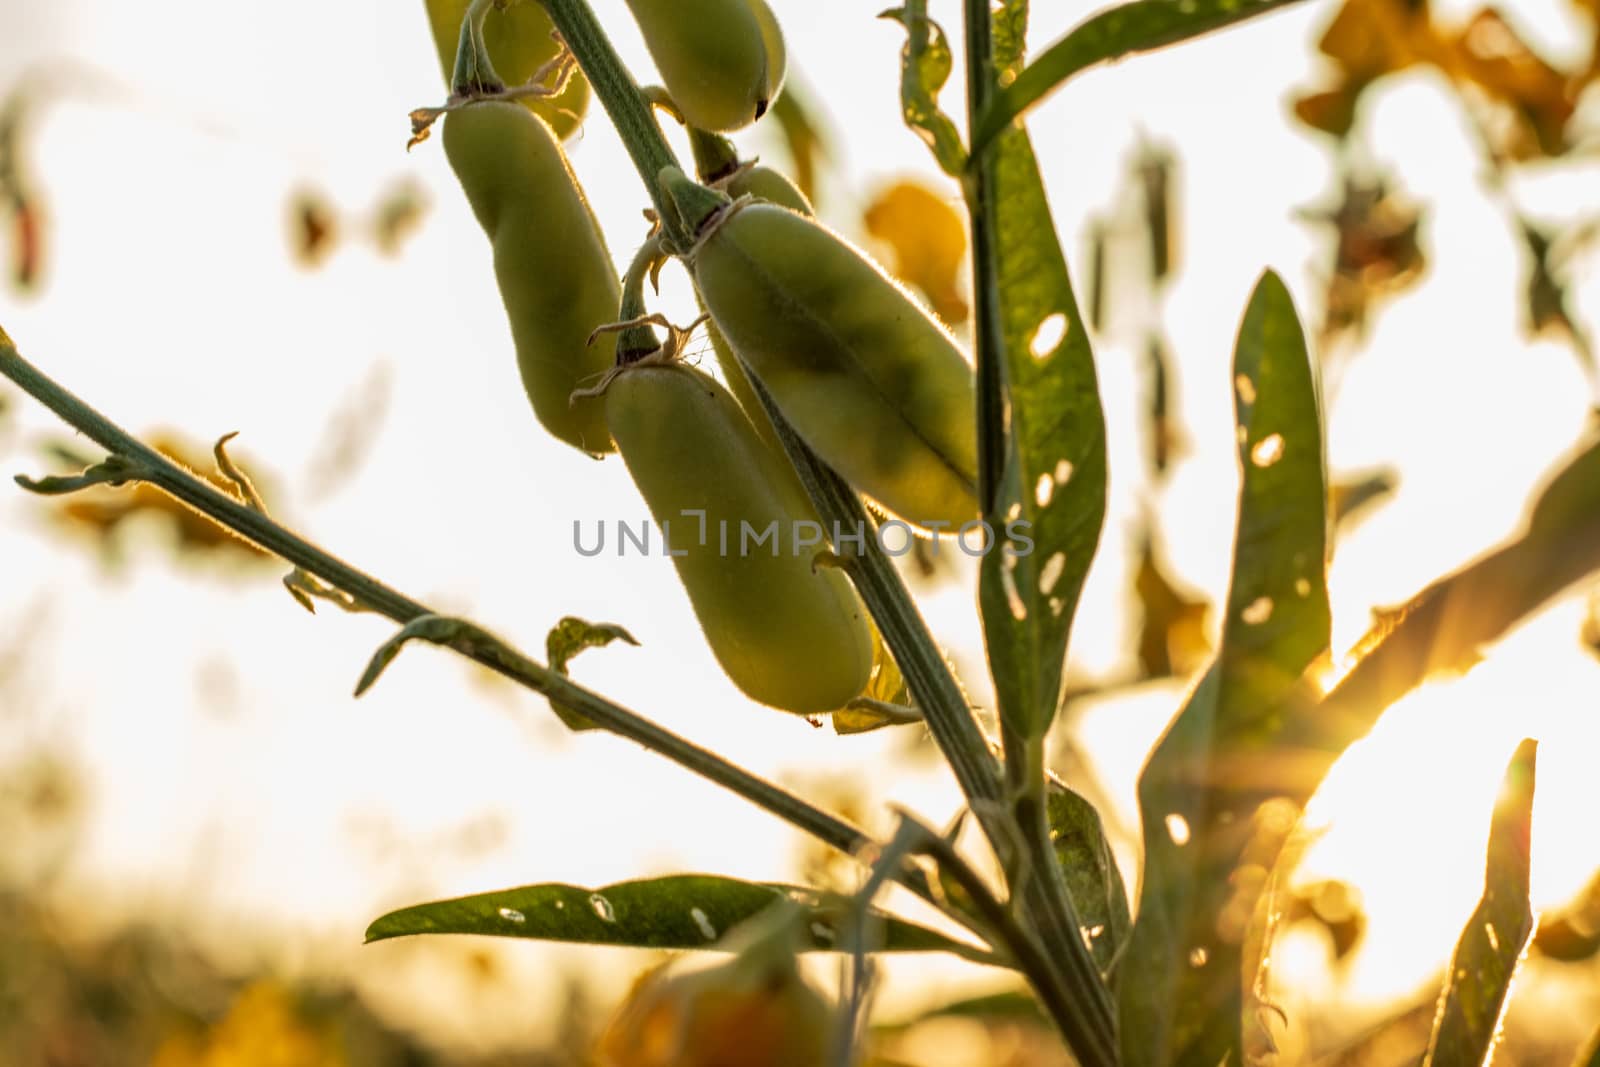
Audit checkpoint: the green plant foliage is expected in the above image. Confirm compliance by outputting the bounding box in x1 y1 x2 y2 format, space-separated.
1047 779 1130 973
975 13 1107 749
972 0 1310 152
1120 272 1330 1067
544 616 639 731
1423 739 1539 1066
880 2 966 176
366 874 985 957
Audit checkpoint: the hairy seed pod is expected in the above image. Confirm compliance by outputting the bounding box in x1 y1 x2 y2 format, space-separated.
687 199 979 529
606 363 872 712
707 164 812 448
624 0 787 132
725 164 812 215
444 102 616 454
424 0 589 139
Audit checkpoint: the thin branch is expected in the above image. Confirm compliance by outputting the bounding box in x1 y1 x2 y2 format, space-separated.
0 328 974 936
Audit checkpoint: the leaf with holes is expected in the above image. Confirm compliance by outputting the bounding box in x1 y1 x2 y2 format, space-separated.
880 2 966 175
973 0 1309 153
1424 739 1538 1066
544 616 639 731
1119 271 1330 1067
366 873 988 959
976 44 1107 747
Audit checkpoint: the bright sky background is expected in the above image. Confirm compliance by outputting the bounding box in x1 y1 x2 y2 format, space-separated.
1 0 1599 1057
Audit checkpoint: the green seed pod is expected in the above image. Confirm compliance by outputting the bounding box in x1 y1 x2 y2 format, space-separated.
725 164 812 215
444 102 616 454
706 164 811 450
687 200 979 529
624 0 787 132
424 0 589 139
605 363 872 713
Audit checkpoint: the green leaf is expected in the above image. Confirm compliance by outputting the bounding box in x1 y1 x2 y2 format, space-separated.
880 3 967 176
544 616 638 731
834 626 919 734
975 76 1108 748
972 0 1310 154
366 873 985 958
1423 739 1539 1067
1119 272 1330 1067
1047 778 1130 974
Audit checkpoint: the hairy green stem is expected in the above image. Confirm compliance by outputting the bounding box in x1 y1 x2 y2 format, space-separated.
483 0 1105 1041
0 330 982 935
962 2 1119 1062
962 2 1007 515
536 0 688 246
744 369 1118 1052
746 372 1005 816
539 0 1015 938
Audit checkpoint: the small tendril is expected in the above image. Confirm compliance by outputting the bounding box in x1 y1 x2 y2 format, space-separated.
14 453 142 495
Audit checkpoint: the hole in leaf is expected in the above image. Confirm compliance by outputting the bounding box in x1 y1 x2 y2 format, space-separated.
1242 596 1274 624
1251 433 1285 467
1235 374 1257 405
1039 551 1066 595
1035 473 1054 508
1001 546 1027 620
1165 813 1191 845
1054 459 1074 485
1028 313 1069 360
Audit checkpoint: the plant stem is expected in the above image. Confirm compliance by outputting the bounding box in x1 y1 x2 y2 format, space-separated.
0 330 977 934
962 1 1007 515
961 3 1120 1062
539 0 1016 941
536 0 689 247
503 0 1108 1041
747 374 1006 816
744 369 1130 1058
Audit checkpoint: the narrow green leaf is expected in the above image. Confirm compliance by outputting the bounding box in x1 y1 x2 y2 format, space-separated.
1120 272 1330 1067
976 91 1107 747
1047 779 1130 973
881 2 967 175
972 0 1310 154
366 873 984 958
1424 739 1539 1067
